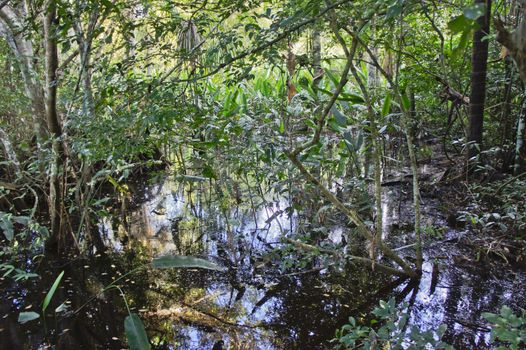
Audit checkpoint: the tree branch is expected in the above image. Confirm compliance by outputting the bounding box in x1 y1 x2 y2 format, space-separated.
0 0 9 12
173 0 354 83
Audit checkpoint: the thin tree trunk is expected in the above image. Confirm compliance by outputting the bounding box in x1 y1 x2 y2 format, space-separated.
514 94 526 174
312 28 322 89
73 5 98 118
343 29 424 272
0 126 21 175
348 53 383 266
44 0 64 249
467 0 492 161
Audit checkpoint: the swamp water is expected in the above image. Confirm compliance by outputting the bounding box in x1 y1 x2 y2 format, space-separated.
1 175 526 349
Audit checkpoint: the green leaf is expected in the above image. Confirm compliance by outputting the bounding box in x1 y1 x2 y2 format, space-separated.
382 93 391 118
448 15 471 33
125 313 151 350
18 311 40 324
332 106 347 126
12 216 29 225
401 93 411 111
386 1 403 19
463 3 486 20
202 164 216 179
452 30 471 59
0 212 14 241
152 255 225 271
340 92 365 104
42 270 64 313
279 119 285 134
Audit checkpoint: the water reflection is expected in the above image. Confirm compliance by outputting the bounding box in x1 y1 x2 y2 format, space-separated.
1 176 526 349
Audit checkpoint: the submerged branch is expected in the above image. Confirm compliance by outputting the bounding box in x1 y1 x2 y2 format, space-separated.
285 152 418 278
284 238 408 277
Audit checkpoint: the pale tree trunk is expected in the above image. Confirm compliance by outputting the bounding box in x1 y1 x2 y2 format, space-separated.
515 95 526 174
312 28 322 89
0 5 47 143
0 126 21 175
73 3 99 118
495 10 526 174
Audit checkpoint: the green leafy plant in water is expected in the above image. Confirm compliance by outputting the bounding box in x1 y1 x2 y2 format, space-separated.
42 270 65 314
0 263 39 281
18 270 65 326
483 306 526 350
333 298 453 349
122 255 224 350
73 255 225 350
15 255 223 349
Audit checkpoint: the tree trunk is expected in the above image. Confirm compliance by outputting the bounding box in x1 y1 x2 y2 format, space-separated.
495 11 526 174
73 5 99 118
467 0 492 162
0 6 47 143
312 28 322 89
0 126 21 176
514 94 526 174
43 0 64 250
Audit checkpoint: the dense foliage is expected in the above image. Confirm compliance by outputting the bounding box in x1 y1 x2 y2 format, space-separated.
1 0 526 348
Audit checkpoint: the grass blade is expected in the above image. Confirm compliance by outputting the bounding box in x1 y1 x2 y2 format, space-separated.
42 270 64 313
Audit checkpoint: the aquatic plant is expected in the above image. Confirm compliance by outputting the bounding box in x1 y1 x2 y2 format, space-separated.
333 298 453 349
483 306 526 350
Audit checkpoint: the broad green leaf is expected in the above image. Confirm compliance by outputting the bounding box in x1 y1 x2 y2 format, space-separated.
0 212 14 241
42 270 64 313
339 92 365 104
463 3 486 20
386 1 403 19
125 313 151 350
202 164 216 179
152 255 225 271
448 15 471 33
452 30 471 59
18 311 40 324
12 216 29 225
331 106 347 126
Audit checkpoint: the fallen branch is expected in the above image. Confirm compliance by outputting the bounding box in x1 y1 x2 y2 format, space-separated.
285 152 418 278
284 237 409 277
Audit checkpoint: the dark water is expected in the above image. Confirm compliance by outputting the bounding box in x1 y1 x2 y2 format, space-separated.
1 175 525 349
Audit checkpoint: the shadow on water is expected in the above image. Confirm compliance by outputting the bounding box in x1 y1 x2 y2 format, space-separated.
1 175 526 349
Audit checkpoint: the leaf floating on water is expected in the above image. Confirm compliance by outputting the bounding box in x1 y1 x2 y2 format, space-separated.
55 301 70 313
151 255 225 271
124 313 151 350
18 311 40 324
